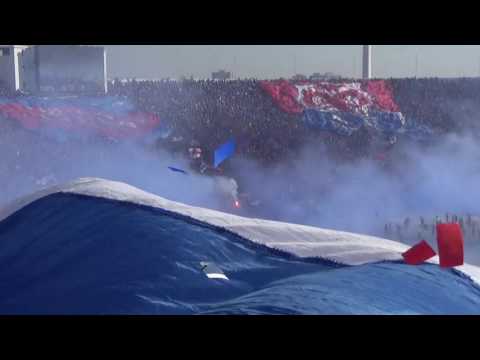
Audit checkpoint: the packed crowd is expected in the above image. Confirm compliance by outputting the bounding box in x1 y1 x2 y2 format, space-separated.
108 79 396 167
384 213 480 244
4 78 480 245
390 77 480 133
109 78 480 168
109 79 312 166
3 77 480 173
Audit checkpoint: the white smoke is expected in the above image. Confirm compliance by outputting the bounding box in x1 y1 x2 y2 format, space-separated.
2 114 480 263
0 122 232 212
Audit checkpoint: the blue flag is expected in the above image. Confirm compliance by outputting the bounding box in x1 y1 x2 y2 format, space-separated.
214 139 236 168
302 109 410 137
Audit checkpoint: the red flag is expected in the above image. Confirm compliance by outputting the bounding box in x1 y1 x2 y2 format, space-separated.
363 80 400 112
402 240 436 265
259 80 400 115
259 81 303 113
437 223 464 268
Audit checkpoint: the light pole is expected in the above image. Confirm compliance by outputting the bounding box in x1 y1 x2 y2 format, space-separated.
415 53 419 78
363 45 372 79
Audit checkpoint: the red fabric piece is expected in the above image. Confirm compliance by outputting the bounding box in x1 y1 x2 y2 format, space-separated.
259 80 303 113
0 102 161 139
0 103 41 129
437 223 464 268
363 80 400 112
259 80 401 115
402 240 436 265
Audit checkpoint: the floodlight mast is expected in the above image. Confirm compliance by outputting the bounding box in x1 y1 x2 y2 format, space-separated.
363 45 372 79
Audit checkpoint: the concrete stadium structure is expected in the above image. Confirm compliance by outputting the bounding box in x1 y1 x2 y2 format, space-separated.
0 45 107 94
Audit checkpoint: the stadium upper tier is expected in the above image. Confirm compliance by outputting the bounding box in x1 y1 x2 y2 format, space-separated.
2 78 480 165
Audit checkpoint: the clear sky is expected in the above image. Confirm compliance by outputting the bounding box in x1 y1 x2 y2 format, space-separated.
105 45 480 80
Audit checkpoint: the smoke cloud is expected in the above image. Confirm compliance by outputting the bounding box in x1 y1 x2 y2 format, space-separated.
0 122 231 211
232 133 480 239
2 115 480 263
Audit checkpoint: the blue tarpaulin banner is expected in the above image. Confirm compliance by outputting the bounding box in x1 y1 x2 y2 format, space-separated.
303 109 430 139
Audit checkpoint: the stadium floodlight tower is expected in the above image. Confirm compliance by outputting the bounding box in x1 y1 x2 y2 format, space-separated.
362 45 372 79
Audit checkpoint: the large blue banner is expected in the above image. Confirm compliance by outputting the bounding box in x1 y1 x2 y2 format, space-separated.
303 109 432 139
